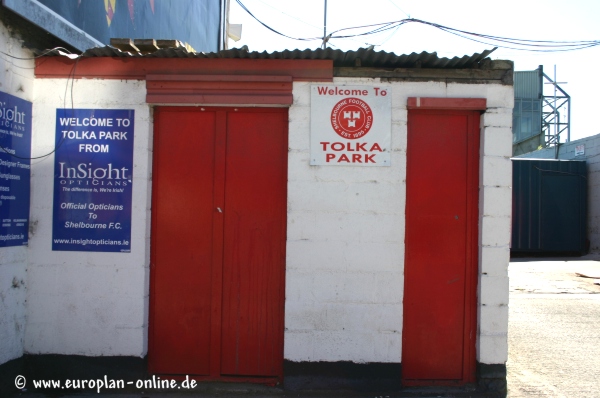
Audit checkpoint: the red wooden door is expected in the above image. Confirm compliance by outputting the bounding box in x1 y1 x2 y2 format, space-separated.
403 110 479 385
220 111 288 377
149 107 287 381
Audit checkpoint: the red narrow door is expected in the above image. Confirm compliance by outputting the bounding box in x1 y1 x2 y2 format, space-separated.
149 107 287 381
403 109 479 384
149 109 216 375
221 110 287 377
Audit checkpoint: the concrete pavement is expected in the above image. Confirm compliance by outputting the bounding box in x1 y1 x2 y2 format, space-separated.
508 255 600 397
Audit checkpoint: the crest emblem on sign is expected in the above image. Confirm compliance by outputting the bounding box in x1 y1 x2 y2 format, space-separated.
330 98 373 139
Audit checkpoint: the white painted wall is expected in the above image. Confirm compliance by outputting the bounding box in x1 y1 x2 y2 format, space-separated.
285 78 513 365
0 21 34 366
477 96 513 365
26 79 151 357
286 78 406 363
23 72 512 367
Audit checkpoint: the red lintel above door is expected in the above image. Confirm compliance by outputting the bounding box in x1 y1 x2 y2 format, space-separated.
146 74 293 105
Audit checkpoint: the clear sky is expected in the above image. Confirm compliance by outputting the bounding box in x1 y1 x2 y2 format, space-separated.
229 0 600 142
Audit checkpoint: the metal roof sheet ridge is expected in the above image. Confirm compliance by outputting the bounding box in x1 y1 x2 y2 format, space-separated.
50 46 503 70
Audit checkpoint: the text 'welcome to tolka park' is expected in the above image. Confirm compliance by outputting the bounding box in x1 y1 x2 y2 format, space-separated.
60 116 130 152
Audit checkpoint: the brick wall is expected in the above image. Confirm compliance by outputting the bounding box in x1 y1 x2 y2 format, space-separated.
19 74 513 368
285 78 513 365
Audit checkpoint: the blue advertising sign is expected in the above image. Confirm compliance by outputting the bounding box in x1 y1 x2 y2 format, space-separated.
5 0 224 52
52 109 134 252
0 92 31 248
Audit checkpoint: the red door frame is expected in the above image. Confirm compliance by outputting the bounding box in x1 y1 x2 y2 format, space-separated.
402 98 484 386
149 107 287 384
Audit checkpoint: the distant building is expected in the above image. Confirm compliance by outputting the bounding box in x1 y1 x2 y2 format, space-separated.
513 68 543 155
512 66 571 157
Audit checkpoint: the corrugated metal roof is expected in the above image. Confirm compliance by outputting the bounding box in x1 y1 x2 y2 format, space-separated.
47 46 498 69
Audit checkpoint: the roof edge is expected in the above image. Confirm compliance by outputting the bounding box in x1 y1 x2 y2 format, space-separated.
42 45 511 71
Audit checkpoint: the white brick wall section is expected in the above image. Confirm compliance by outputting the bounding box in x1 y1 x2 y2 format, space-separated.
19 74 513 365
482 108 513 128
0 259 27 363
286 240 404 273
478 304 509 364
0 27 35 98
482 127 513 158
481 216 512 248
478 99 513 365
480 246 510 277
447 83 514 109
390 81 448 108
287 79 513 365
478 335 509 363
479 304 509 336
0 21 35 366
482 186 512 218
26 78 150 357
25 264 146 356
482 156 513 187
288 105 310 150
479 275 510 307
286 78 406 363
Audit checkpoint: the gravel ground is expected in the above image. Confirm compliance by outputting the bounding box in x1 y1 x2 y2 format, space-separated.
508 256 600 397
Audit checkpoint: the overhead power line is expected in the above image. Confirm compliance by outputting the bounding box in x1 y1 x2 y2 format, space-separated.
386 0 411 18
234 0 600 52
234 0 320 41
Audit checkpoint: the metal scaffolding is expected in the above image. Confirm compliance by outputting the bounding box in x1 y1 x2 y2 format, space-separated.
542 66 571 148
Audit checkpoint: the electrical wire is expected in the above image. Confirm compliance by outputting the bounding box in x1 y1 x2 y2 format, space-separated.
329 18 599 51
0 56 37 69
237 0 376 48
377 23 403 47
386 0 410 18
234 0 321 41
0 53 81 160
0 47 78 60
0 48 78 70
411 18 599 52
249 0 323 32
234 0 600 52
